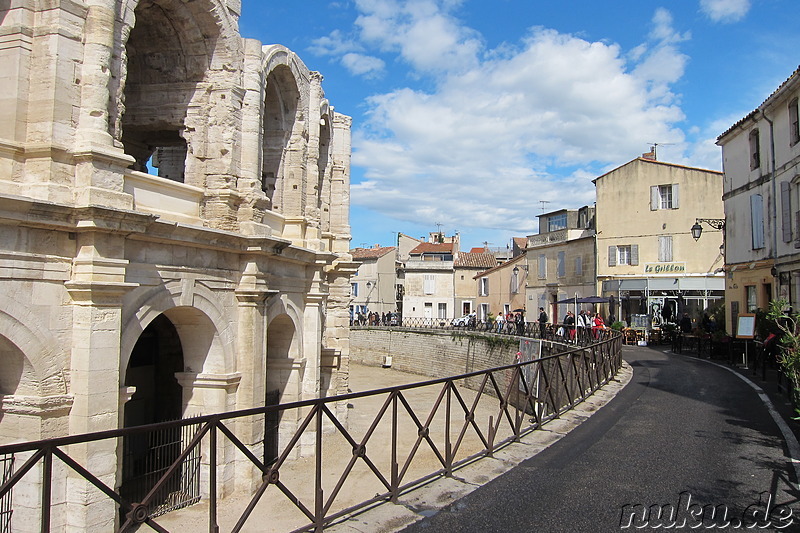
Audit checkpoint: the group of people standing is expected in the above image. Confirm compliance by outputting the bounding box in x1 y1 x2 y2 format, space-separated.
557 309 607 340
353 311 397 326
494 311 526 335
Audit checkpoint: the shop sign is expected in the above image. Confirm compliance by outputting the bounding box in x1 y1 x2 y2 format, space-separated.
644 262 686 274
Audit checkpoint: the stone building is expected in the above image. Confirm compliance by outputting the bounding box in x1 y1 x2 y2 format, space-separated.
0 1 353 530
474 253 528 322
525 208 596 324
717 66 800 334
350 245 398 318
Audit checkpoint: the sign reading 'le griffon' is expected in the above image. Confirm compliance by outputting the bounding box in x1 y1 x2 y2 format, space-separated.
644 262 686 274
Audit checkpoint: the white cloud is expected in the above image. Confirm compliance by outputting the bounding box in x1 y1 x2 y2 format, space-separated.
699 0 751 23
354 0 482 74
344 3 693 239
341 53 386 78
309 29 361 56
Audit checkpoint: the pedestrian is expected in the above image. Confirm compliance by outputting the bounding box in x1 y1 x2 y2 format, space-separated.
564 311 576 341
592 313 606 338
495 311 505 333
516 312 525 335
576 310 589 342
679 312 692 333
538 307 548 338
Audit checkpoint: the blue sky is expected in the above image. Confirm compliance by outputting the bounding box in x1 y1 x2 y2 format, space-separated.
239 0 799 251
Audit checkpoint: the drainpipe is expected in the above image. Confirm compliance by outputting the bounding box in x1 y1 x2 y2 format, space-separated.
760 109 778 295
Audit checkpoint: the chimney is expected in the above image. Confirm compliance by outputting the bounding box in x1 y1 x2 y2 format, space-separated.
642 149 656 161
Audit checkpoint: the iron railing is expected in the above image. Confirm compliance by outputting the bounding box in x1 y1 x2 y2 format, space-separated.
0 331 622 532
354 316 604 346
0 454 12 533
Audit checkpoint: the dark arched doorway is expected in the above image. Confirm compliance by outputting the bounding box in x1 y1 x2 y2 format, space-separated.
120 314 192 516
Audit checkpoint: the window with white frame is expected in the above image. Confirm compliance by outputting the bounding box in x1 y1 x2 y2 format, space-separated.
618 245 632 265
479 277 489 296
351 282 358 297
424 274 435 295
650 184 679 210
790 98 799 146
479 303 489 321
609 245 639 266
658 236 673 262
438 303 447 319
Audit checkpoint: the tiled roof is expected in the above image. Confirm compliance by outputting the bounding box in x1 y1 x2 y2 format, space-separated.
513 237 527 249
473 254 525 278
409 242 454 254
455 252 498 269
351 246 396 260
593 157 721 183
718 64 800 142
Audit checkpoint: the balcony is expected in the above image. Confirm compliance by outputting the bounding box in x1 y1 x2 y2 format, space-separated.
123 170 203 225
528 228 593 248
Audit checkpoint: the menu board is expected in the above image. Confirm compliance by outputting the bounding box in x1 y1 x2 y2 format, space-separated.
736 314 756 339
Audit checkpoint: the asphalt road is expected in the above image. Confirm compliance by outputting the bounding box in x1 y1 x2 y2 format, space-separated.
400 346 800 532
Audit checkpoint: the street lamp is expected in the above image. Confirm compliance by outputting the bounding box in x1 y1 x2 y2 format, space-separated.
691 218 725 241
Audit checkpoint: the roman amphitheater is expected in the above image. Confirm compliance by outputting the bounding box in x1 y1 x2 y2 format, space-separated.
0 0 355 530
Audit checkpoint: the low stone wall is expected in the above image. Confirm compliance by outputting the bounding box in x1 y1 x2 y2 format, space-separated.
350 327 531 380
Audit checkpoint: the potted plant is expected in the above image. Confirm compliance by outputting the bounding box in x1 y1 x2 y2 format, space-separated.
766 299 800 413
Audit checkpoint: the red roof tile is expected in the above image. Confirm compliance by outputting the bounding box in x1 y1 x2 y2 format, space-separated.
455 252 498 269
409 242 454 255
351 246 396 260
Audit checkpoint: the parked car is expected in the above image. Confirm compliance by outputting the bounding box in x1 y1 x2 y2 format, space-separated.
452 313 476 327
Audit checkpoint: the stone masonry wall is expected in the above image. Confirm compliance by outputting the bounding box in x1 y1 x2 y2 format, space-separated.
350 328 524 380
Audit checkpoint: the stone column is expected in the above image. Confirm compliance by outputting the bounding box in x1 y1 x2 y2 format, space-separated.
62 211 148 532
65 279 137 532
233 259 276 490
74 1 116 149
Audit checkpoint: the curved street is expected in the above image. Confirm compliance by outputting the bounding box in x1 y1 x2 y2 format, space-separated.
400 345 800 532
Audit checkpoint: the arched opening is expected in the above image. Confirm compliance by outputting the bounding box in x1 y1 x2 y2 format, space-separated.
317 114 331 228
120 314 186 512
262 65 300 211
0 335 35 397
120 0 215 182
264 314 299 464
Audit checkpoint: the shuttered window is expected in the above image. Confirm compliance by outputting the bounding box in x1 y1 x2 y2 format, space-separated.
424 274 435 295
557 251 566 278
538 254 547 279
658 236 673 262
781 181 792 243
751 194 765 249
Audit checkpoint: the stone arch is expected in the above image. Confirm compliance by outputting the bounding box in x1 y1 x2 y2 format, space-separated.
264 296 305 463
114 0 244 186
261 46 311 215
120 281 235 383
0 306 66 398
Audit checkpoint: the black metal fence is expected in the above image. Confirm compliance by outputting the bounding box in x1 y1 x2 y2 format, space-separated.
354 316 607 346
0 331 622 532
0 454 12 533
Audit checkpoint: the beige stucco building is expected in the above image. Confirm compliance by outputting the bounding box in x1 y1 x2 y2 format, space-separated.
350 245 398 318
474 254 528 322
0 1 353 530
717 66 800 333
525 208 597 325
594 158 724 327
